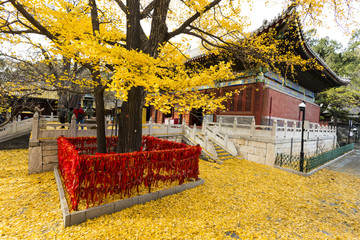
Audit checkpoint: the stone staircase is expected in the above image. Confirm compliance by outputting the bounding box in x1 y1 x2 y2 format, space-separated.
195 131 234 162
208 139 234 161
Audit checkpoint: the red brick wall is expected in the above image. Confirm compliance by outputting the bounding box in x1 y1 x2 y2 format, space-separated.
262 88 320 123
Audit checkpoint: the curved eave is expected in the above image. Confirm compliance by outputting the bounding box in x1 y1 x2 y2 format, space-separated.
255 4 348 87
185 53 216 65
299 31 350 86
254 5 295 36
185 4 350 88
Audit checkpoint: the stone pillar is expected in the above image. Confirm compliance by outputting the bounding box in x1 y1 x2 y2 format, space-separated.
28 144 43 174
204 135 208 150
293 123 296 138
219 117 223 133
70 115 77 137
149 117 153 135
192 123 196 140
233 117 237 132
202 116 207 133
11 120 17 134
181 117 186 134
251 118 255 135
31 112 39 141
28 112 42 174
167 120 171 135
271 119 277 139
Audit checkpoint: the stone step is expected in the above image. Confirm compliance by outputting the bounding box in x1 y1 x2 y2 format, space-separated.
218 155 233 160
208 140 234 161
217 153 230 157
218 154 229 157
216 150 227 154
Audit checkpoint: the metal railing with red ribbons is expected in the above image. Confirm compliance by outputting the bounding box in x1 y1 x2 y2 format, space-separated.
57 136 201 211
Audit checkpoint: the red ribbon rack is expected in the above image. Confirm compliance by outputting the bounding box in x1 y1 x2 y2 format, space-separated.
57 136 201 211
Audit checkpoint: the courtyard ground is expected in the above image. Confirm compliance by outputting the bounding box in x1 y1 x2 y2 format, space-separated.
326 149 360 176
0 148 359 239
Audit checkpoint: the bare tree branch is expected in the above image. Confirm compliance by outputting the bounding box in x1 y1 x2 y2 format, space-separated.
140 0 156 19
113 0 127 13
1 29 40 34
167 0 222 41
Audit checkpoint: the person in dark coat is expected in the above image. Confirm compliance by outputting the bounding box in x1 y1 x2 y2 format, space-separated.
57 105 68 128
73 103 85 129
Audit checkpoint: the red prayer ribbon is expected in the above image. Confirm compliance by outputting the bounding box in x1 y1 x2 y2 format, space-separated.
57 135 201 211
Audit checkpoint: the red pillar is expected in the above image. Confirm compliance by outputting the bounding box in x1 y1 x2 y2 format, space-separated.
254 82 264 125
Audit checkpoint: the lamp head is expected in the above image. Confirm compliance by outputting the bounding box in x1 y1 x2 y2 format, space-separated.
299 101 306 111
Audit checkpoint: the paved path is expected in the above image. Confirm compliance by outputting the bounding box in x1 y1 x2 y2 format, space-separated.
326 149 360 176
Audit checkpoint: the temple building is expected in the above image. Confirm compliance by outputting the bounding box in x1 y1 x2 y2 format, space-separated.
148 5 349 127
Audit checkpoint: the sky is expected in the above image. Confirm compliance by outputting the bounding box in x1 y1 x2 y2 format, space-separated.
246 1 353 47
185 1 354 56
1 1 356 59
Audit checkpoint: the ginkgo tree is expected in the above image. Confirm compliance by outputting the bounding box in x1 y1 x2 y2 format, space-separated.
0 0 358 153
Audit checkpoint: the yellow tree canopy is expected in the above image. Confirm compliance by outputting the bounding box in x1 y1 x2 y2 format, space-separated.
0 0 358 114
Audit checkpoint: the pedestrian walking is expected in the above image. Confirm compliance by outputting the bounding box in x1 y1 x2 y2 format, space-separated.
57 105 68 128
73 103 85 129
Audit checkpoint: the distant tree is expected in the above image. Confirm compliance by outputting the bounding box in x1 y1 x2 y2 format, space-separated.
0 47 94 126
307 29 360 122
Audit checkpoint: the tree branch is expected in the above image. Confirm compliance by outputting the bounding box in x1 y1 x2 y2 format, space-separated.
140 0 156 19
9 0 58 41
113 0 127 13
167 0 222 41
1 29 40 34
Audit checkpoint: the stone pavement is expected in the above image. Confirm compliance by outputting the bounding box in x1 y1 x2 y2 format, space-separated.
326 143 360 176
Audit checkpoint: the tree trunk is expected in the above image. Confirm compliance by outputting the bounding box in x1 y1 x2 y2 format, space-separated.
116 0 144 153
126 0 141 51
116 86 145 153
116 0 171 153
89 0 106 153
95 85 107 153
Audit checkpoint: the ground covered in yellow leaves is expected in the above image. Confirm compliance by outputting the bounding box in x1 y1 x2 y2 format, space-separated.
1 149 360 239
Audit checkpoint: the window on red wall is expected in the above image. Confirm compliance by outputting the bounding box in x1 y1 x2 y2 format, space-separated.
244 88 253 112
222 86 254 113
236 90 244 112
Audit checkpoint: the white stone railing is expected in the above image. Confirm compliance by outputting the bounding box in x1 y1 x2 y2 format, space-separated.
41 113 57 122
184 124 218 159
275 121 336 140
143 118 185 136
202 124 238 156
0 116 33 141
30 115 185 141
204 116 336 141
206 117 276 140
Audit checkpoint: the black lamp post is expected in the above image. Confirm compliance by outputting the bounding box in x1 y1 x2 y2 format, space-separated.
299 101 306 172
352 126 357 143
